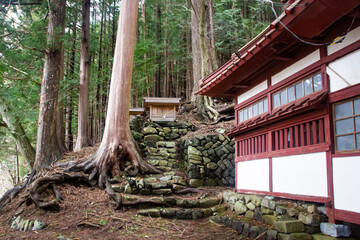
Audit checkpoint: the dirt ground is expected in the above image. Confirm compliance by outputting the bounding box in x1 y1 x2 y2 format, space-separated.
0 184 240 240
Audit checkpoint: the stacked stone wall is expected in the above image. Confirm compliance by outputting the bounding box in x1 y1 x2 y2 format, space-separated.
179 134 235 188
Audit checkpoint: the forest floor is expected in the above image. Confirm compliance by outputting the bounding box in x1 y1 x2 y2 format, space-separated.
0 182 240 240
0 110 242 240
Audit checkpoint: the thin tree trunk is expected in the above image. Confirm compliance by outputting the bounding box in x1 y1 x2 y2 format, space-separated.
0 96 35 167
141 2 150 97
74 0 91 151
34 0 66 172
153 3 161 97
57 48 67 153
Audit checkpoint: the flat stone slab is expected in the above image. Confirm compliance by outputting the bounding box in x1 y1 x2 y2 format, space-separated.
274 220 305 234
278 233 312 240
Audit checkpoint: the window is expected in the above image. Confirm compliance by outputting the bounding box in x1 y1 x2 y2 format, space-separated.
273 72 322 108
238 98 269 124
334 97 360 152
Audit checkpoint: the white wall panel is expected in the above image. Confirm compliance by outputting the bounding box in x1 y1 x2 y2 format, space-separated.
237 80 267 105
273 152 327 197
328 49 360 93
333 156 360 213
327 26 360 55
236 159 269 192
271 50 320 86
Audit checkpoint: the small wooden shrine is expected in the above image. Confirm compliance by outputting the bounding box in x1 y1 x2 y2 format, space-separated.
143 97 181 121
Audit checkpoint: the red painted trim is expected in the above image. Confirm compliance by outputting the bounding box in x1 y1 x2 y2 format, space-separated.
295 125 299 147
289 126 294 148
275 131 279 151
332 152 360 158
312 120 317 145
269 157 273 192
280 129 284 150
329 83 360 103
326 151 335 223
235 189 329 203
269 144 329 158
300 124 305 147
319 119 325 143
284 128 289 149
306 122 311 146
235 153 268 162
335 209 360 225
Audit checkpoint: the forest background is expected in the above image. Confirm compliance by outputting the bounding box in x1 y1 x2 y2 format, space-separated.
0 0 281 188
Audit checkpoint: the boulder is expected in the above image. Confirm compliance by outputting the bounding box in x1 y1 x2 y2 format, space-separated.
298 213 320 226
267 230 278 240
206 162 217 170
189 179 203 187
320 223 351 238
199 198 220 208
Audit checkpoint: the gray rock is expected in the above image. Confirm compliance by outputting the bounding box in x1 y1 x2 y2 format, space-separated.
152 188 172 195
250 226 267 239
242 223 251 237
138 208 161 217
150 182 168 189
192 210 203 220
216 128 226 134
317 206 327 215
188 170 201 179
246 202 256 210
189 179 203 187
278 233 312 240
261 198 276 209
160 208 177 218
254 208 263 221
144 134 164 146
266 230 278 240
124 184 132 194
274 220 305 234
204 178 217 186
165 141 176 148
32 220 48 231
232 220 244 234
234 202 247 214
320 223 351 238
264 215 278 226
199 198 220 208
206 162 217 170
298 213 320 226
276 206 288 215
176 209 193 219
143 126 158 135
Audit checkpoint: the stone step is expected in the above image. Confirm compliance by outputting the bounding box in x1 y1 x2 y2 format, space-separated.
121 194 223 210
137 204 227 219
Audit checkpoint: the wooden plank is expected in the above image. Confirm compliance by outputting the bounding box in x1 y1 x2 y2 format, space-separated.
306 122 311 145
312 120 317 145
255 136 258 154
279 129 284 150
275 131 279 151
295 125 299 147
319 118 324 143
284 128 288 149
289 126 294 148
300 124 305 146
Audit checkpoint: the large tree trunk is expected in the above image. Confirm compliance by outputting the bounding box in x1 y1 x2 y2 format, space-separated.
34 0 66 172
90 0 159 189
0 96 35 167
74 0 91 152
191 0 219 122
191 0 201 102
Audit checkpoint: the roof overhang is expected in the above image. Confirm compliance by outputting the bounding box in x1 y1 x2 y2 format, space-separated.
143 97 182 107
197 0 360 98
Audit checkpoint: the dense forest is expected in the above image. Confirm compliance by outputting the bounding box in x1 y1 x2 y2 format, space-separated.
0 0 282 185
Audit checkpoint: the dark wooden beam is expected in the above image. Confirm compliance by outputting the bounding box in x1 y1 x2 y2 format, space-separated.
273 55 294 61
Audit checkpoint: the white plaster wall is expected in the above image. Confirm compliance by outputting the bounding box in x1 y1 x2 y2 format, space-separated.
333 156 360 213
237 80 267 105
236 159 269 191
271 50 320 86
327 26 360 55
328 49 360 93
273 152 327 197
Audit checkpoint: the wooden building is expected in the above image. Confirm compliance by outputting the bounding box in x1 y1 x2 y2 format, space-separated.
143 97 181 121
129 108 145 117
198 0 360 224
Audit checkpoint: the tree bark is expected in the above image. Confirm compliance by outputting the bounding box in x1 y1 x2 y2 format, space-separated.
0 96 35 167
153 3 162 97
191 0 201 101
90 0 159 189
56 47 67 153
34 0 66 172
74 0 91 151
